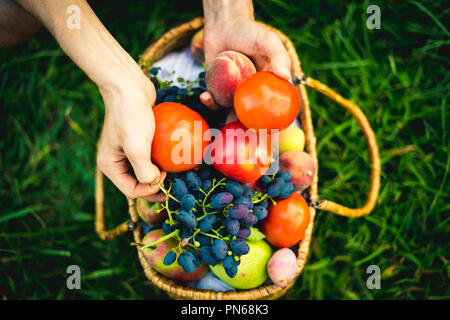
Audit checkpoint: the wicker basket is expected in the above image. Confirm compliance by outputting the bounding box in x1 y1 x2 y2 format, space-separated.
94 17 381 300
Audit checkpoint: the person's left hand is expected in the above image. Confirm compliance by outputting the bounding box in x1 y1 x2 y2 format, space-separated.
200 17 292 109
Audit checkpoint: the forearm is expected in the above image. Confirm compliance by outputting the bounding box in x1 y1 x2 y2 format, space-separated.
202 0 254 25
15 0 142 93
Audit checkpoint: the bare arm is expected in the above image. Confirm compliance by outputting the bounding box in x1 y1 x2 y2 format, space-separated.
15 0 165 201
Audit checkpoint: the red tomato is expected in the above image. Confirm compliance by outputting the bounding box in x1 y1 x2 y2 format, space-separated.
152 102 210 172
262 192 310 248
234 71 300 130
210 121 272 183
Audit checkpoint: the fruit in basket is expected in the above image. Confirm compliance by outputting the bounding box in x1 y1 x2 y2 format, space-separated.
190 29 204 64
262 192 310 248
279 150 315 191
141 229 209 282
136 198 167 225
210 121 272 183
210 238 272 290
151 102 211 172
234 71 300 130
279 126 305 154
206 50 256 107
267 248 297 287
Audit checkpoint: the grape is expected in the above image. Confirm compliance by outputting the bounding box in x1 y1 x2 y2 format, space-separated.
187 250 202 268
234 255 241 266
199 79 206 87
180 193 196 211
266 178 285 197
163 94 178 102
177 251 196 273
162 221 175 235
225 180 243 197
172 178 189 199
258 199 268 208
169 85 179 95
240 213 258 228
150 67 159 75
229 239 250 255
201 179 213 193
198 214 216 232
156 88 168 102
181 227 194 239
163 251 176 266
185 171 201 191
211 239 227 260
177 210 198 229
252 206 268 220
278 182 295 199
199 246 219 266
177 88 188 99
198 71 206 79
234 196 253 209
195 233 212 247
277 170 292 182
222 255 237 278
224 218 240 235
210 192 233 210
258 175 271 189
151 77 159 90
199 168 214 180
168 198 179 211
227 204 249 219
242 187 254 199
236 228 251 239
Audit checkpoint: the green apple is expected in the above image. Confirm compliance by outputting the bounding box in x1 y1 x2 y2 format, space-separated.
279 126 305 154
210 238 273 290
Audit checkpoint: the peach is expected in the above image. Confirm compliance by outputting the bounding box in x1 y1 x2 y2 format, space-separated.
279 150 316 191
190 29 204 64
141 229 209 282
136 198 167 226
206 50 256 107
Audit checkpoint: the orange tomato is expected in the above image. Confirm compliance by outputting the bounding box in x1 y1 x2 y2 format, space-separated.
234 71 300 130
262 192 310 248
152 102 210 172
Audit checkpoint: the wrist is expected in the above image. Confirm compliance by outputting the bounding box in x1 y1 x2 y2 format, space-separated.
203 0 254 27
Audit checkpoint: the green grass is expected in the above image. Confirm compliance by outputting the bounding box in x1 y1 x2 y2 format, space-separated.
0 0 448 299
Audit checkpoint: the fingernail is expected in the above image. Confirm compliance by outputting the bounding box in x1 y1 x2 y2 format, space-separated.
277 67 291 80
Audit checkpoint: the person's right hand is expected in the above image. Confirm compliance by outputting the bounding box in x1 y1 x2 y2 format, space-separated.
96 73 166 202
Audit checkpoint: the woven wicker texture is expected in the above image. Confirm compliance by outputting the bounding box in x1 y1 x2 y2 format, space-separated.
94 17 381 299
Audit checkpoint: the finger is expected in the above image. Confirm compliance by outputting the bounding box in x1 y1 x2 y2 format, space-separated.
125 148 161 185
255 32 291 80
104 170 160 199
225 109 238 124
200 91 220 110
142 192 166 202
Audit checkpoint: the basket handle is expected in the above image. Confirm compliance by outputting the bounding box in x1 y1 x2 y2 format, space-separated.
302 76 381 217
95 167 133 241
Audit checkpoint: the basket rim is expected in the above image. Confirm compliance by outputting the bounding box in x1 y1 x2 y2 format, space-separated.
132 16 319 300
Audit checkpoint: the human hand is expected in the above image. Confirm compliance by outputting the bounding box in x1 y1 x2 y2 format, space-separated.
200 0 291 109
96 74 166 202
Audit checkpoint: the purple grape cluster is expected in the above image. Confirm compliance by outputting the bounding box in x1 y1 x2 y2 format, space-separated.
150 164 295 278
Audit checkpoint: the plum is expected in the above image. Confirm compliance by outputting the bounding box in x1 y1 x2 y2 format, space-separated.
267 248 297 287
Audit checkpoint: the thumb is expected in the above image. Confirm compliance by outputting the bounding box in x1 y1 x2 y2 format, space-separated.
126 148 161 185
257 32 291 80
